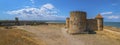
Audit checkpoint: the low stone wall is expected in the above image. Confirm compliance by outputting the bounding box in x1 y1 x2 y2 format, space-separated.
103 29 120 40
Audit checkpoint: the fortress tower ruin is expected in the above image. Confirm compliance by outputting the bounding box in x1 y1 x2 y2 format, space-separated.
66 17 70 28
69 11 87 34
66 11 103 34
95 14 103 31
15 17 20 25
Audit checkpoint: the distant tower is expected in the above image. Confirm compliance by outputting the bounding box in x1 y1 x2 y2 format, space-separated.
69 11 87 34
95 14 103 31
66 17 70 28
0 23 1 26
15 17 20 25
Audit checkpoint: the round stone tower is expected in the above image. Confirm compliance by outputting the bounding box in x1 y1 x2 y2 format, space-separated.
66 17 70 28
69 11 87 34
95 14 103 31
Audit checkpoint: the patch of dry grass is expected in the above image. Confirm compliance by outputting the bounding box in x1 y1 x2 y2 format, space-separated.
104 26 120 32
0 27 42 45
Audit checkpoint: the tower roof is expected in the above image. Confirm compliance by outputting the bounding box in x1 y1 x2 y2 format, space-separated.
95 14 103 18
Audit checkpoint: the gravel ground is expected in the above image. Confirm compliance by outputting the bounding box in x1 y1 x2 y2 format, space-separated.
16 25 120 45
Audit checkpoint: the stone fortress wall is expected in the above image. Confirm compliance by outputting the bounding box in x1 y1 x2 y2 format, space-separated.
66 11 103 34
87 19 97 31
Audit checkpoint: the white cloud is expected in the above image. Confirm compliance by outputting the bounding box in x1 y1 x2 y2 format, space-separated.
101 12 113 15
112 3 117 6
6 3 66 20
30 0 35 4
41 3 54 9
107 15 120 19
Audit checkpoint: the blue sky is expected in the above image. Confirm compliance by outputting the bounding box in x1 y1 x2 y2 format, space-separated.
0 0 120 22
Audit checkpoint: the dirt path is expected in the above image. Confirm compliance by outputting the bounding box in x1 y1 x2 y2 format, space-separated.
17 25 120 45
17 25 85 45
